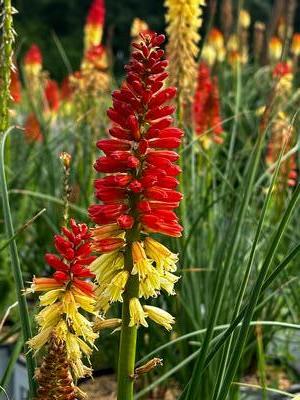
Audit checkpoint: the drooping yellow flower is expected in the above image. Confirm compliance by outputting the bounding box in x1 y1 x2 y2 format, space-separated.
129 298 148 327
143 305 175 331
159 271 180 295
165 0 206 104
144 237 178 273
104 270 129 302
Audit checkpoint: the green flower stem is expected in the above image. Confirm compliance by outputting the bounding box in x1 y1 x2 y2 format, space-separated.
117 224 140 400
0 128 37 398
0 0 13 132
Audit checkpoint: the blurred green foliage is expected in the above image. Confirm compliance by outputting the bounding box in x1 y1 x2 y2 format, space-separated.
13 0 165 80
11 0 300 80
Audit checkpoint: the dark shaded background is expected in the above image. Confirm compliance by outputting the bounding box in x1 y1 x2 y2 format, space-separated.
12 0 299 80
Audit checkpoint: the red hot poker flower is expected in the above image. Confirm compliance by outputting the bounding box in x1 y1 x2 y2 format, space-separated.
272 62 292 78
24 44 42 66
86 0 105 26
10 67 22 103
44 79 60 112
43 219 96 295
24 113 43 142
89 32 183 240
193 62 224 146
84 0 105 51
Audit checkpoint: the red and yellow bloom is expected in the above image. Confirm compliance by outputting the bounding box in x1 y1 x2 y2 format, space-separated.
89 32 182 330
28 219 98 379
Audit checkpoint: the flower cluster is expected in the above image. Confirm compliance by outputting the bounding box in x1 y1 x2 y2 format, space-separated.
89 32 182 329
28 219 98 379
192 62 223 147
165 0 206 104
84 0 105 52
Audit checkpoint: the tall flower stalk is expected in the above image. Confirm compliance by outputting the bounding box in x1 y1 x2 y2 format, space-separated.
89 32 183 400
165 0 205 113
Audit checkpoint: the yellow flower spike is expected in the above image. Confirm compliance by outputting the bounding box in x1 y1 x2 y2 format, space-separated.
143 306 175 331
144 237 179 273
104 270 129 302
239 9 251 29
165 0 206 105
129 298 148 328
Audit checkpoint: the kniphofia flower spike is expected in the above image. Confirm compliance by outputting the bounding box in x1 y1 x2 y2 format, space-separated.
89 32 183 398
28 219 98 381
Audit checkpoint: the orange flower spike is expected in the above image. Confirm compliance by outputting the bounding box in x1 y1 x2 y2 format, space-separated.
269 37 283 62
84 0 105 51
44 79 60 113
24 113 43 142
291 33 300 57
10 67 22 103
208 28 224 51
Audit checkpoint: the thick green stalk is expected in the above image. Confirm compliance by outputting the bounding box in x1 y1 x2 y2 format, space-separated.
117 224 140 400
0 129 37 398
